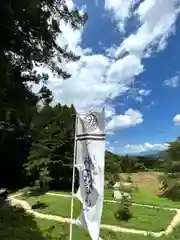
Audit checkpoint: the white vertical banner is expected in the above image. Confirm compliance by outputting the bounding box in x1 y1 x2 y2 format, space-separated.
75 109 105 240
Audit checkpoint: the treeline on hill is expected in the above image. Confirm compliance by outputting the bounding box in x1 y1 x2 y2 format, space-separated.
0 0 87 190
106 138 180 201
160 138 180 200
105 150 165 174
0 103 76 190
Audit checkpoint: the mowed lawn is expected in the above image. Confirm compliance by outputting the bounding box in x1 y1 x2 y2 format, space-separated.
118 172 180 208
104 188 180 209
0 204 178 240
48 186 180 209
36 219 178 240
18 193 175 232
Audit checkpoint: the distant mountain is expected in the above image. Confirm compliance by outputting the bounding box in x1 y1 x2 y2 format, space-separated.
139 150 160 157
138 150 167 158
105 149 165 172
119 150 162 157
105 150 118 157
106 149 166 159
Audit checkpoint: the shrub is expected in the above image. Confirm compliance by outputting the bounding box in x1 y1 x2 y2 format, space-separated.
106 173 119 188
165 183 180 201
126 175 132 183
0 204 45 240
115 200 132 221
115 193 132 221
160 174 180 200
32 200 48 210
42 224 68 240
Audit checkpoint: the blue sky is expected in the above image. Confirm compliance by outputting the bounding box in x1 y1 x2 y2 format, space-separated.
38 0 180 155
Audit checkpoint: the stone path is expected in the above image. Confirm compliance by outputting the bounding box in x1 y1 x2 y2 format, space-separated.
46 192 180 211
9 196 70 223
46 192 180 236
8 192 180 238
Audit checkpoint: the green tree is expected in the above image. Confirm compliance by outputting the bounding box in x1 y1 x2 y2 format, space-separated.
160 138 180 200
0 0 87 188
25 104 76 190
120 155 136 173
105 151 121 187
0 0 87 125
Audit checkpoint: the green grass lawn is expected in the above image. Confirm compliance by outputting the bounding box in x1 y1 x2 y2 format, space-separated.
102 202 175 232
132 189 180 208
49 188 180 209
35 219 180 240
18 194 175 232
0 202 178 240
18 187 180 209
104 188 180 209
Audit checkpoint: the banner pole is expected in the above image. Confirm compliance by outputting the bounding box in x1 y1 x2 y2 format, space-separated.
69 114 78 240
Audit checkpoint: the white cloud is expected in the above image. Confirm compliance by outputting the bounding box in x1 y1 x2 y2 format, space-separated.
106 141 115 152
139 89 151 96
105 105 116 118
37 22 143 111
106 131 115 135
106 0 180 57
164 75 180 88
143 100 156 110
123 142 169 154
173 114 180 125
104 0 139 32
33 0 180 120
126 87 151 103
64 0 75 11
106 55 144 84
135 96 143 103
107 145 115 153
106 109 143 131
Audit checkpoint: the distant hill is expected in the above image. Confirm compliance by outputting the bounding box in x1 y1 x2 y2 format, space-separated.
139 150 160 157
106 149 166 158
105 150 115 157
136 150 167 158
105 149 166 172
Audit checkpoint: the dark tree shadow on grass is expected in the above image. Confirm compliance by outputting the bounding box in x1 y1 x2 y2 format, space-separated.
0 203 45 240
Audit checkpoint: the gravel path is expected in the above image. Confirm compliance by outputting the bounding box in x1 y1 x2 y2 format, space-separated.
47 192 180 236
8 192 180 238
46 192 180 211
8 195 164 237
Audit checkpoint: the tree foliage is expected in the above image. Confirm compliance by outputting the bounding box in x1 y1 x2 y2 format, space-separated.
120 155 136 173
105 151 121 187
160 138 180 200
25 104 76 190
0 0 87 189
105 150 165 177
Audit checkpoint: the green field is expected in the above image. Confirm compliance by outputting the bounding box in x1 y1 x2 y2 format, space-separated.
18 193 175 232
0 202 176 240
35 219 171 240
35 219 180 240
47 188 180 209
132 190 180 208
3 189 180 240
104 188 180 209
1 212 178 240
